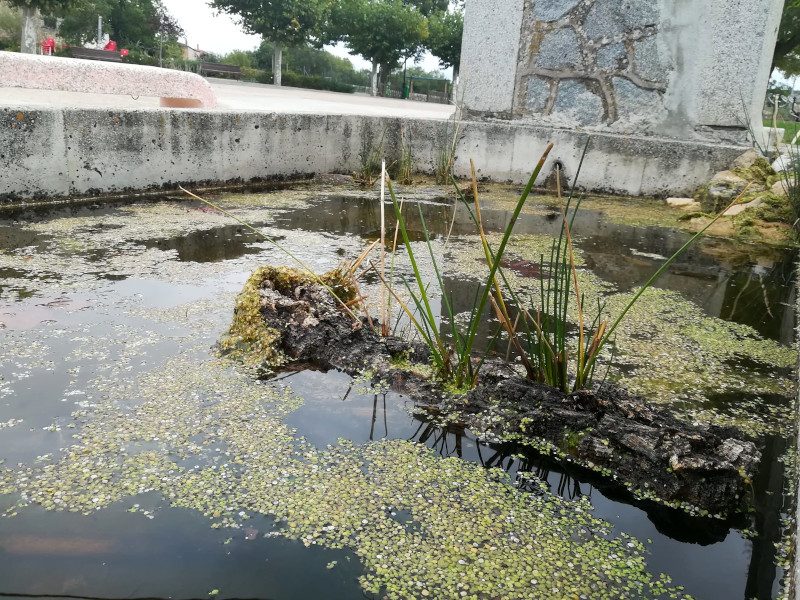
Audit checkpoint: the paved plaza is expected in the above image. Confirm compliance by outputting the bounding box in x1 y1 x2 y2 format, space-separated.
0 76 455 119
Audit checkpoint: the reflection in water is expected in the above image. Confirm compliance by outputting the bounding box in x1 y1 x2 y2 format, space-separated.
141 224 270 263
273 196 797 343
282 365 788 600
0 493 364 600
0 192 794 600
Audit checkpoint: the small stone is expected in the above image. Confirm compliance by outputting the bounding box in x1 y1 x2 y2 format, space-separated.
535 29 583 71
770 180 790 196
551 80 605 126
710 170 748 185
723 197 763 216
596 42 627 72
771 153 794 173
665 197 697 208
526 76 552 113
531 0 581 21
730 149 761 169
632 37 670 82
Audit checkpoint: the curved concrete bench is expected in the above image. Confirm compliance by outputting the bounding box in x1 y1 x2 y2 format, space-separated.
0 51 218 109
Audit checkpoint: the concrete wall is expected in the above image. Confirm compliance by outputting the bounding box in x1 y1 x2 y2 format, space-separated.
461 0 784 145
0 106 746 203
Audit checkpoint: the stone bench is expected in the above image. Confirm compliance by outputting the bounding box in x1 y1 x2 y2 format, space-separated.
200 62 242 80
0 51 218 109
68 47 122 62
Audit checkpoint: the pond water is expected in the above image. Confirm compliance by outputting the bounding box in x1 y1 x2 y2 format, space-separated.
0 183 796 600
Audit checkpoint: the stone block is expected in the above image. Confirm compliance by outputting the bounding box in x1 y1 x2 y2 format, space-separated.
525 76 552 113
711 170 749 185
461 0 525 114
531 0 581 22
771 153 794 173
730 149 761 169
583 0 659 40
723 197 763 216
613 77 664 120
0 51 217 108
596 43 627 72
691 0 783 132
632 37 670 83
536 28 582 70
552 80 605 126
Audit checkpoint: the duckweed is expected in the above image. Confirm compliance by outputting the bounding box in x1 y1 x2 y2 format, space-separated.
446 232 796 436
0 187 792 600
3 352 689 599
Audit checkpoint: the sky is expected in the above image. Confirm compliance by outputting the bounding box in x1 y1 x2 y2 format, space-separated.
160 0 447 75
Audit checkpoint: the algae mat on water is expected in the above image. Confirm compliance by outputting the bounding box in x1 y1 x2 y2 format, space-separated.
0 350 689 600
445 231 796 438
0 190 792 600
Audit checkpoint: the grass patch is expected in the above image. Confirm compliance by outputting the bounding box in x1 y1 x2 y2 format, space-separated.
763 119 800 144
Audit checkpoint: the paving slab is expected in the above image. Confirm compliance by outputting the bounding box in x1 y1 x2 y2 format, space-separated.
0 76 455 120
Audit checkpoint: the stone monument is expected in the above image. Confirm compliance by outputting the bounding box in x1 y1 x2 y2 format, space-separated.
458 0 784 195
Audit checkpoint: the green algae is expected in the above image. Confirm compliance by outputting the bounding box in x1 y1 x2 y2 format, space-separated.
445 232 796 436
218 265 359 369
732 158 777 187
2 351 689 600
478 189 683 230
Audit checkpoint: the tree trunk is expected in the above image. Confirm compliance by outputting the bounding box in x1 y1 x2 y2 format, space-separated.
370 59 378 97
20 6 38 54
379 64 390 96
273 41 283 86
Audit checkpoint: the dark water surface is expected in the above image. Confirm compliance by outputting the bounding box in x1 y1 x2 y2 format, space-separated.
0 189 795 600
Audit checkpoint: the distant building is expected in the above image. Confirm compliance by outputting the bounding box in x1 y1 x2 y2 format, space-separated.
180 43 207 62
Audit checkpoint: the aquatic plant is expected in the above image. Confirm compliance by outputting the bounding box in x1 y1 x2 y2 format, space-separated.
355 125 386 187
776 145 800 231
388 125 414 185
383 144 554 388
434 101 462 185
439 145 758 393
490 169 757 393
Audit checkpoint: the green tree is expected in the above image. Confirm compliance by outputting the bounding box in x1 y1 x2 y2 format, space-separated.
404 0 446 17
6 0 75 52
253 41 365 84
774 2 800 78
425 7 462 96
209 0 332 86
58 0 182 64
222 49 253 68
0 2 22 51
331 0 427 96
